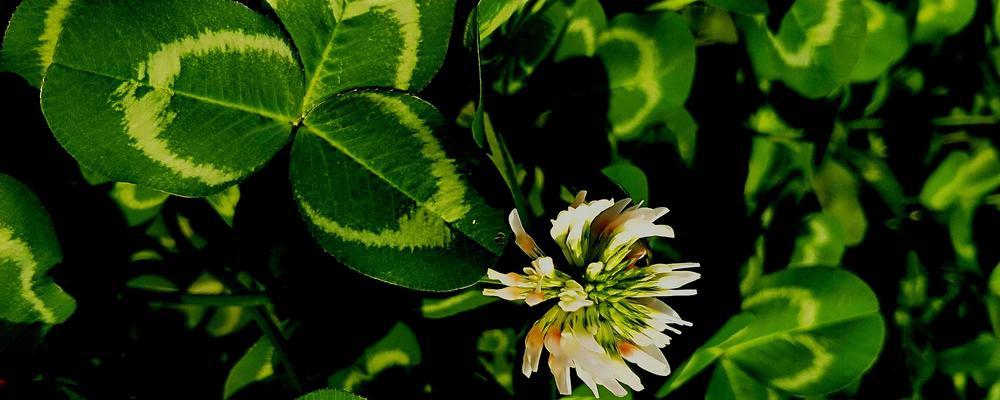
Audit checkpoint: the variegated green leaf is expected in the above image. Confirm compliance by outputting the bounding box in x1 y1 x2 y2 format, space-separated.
473 0 530 44
849 0 907 82
789 212 846 267
912 0 977 43
224 336 275 399
109 182 169 227
601 162 649 204
705 359 771 400
0 174 75 325
421 288 498 319
597 12 695 138
920 143 1000 211
39 0 304 196
811 159 867 246
0 0 79 87
484 0 572 94
292 91 505 291
298 389 366 400
741 0 867 98
660 268 885 397
267 0 456 111
329 322 420 392
703 0 769 15
552 0 606 62
206 185 241 226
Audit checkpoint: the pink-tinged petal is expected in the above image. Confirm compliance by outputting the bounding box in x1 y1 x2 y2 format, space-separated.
523 322 545 377
544 326 563 355
624 243 648 265
482 287 527 301
508 209 545 259
486 268 526 287
591 198 632 236
656 271 701 289
525 290 546 306
620 342 670 376
549 355 573 395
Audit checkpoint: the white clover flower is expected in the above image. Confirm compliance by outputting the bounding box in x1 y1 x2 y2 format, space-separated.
484 191 699 398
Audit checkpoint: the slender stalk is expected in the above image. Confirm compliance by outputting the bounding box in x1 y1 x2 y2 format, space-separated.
125 289 271 306
930 115 999 127
847 115 998 131
211 270 302 394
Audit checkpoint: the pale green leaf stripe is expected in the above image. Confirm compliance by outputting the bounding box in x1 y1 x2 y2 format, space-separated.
917 0 962 24
421 289 497 318
0 226 56 324
302 93 471 250
366 349 412 373
739 287 831 391
598 28 661 135
421 290 480 314
111 183 169 210
300 0 424 108
38 0 74 72
110 29 296 186
763 0 845 67
742 286 819 326
343 0 420 89
300 201 452 249
771 334 834 390
566 18 598 56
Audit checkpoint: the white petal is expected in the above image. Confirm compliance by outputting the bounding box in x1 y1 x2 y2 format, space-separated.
569 328 603 353
549 354 573 395
656 271 701 289
621 342 670 376
576 367 601 398
532 257 555 275
650 262 700 273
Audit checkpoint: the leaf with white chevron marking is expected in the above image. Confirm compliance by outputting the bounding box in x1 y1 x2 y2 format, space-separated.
552 0 606 62
267 0 456 111
291 91 505 291
39 0 304 196
0 174 75 325
659 268 885 397
740 0 867 98
597 12 695 139
0 0 79 87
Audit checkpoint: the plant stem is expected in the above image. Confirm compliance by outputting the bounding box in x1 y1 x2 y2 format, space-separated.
125 289 271 306
211 270 303 394
930 115 999 127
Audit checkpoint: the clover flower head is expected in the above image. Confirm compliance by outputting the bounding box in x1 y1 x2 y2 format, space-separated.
484 191 700 398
